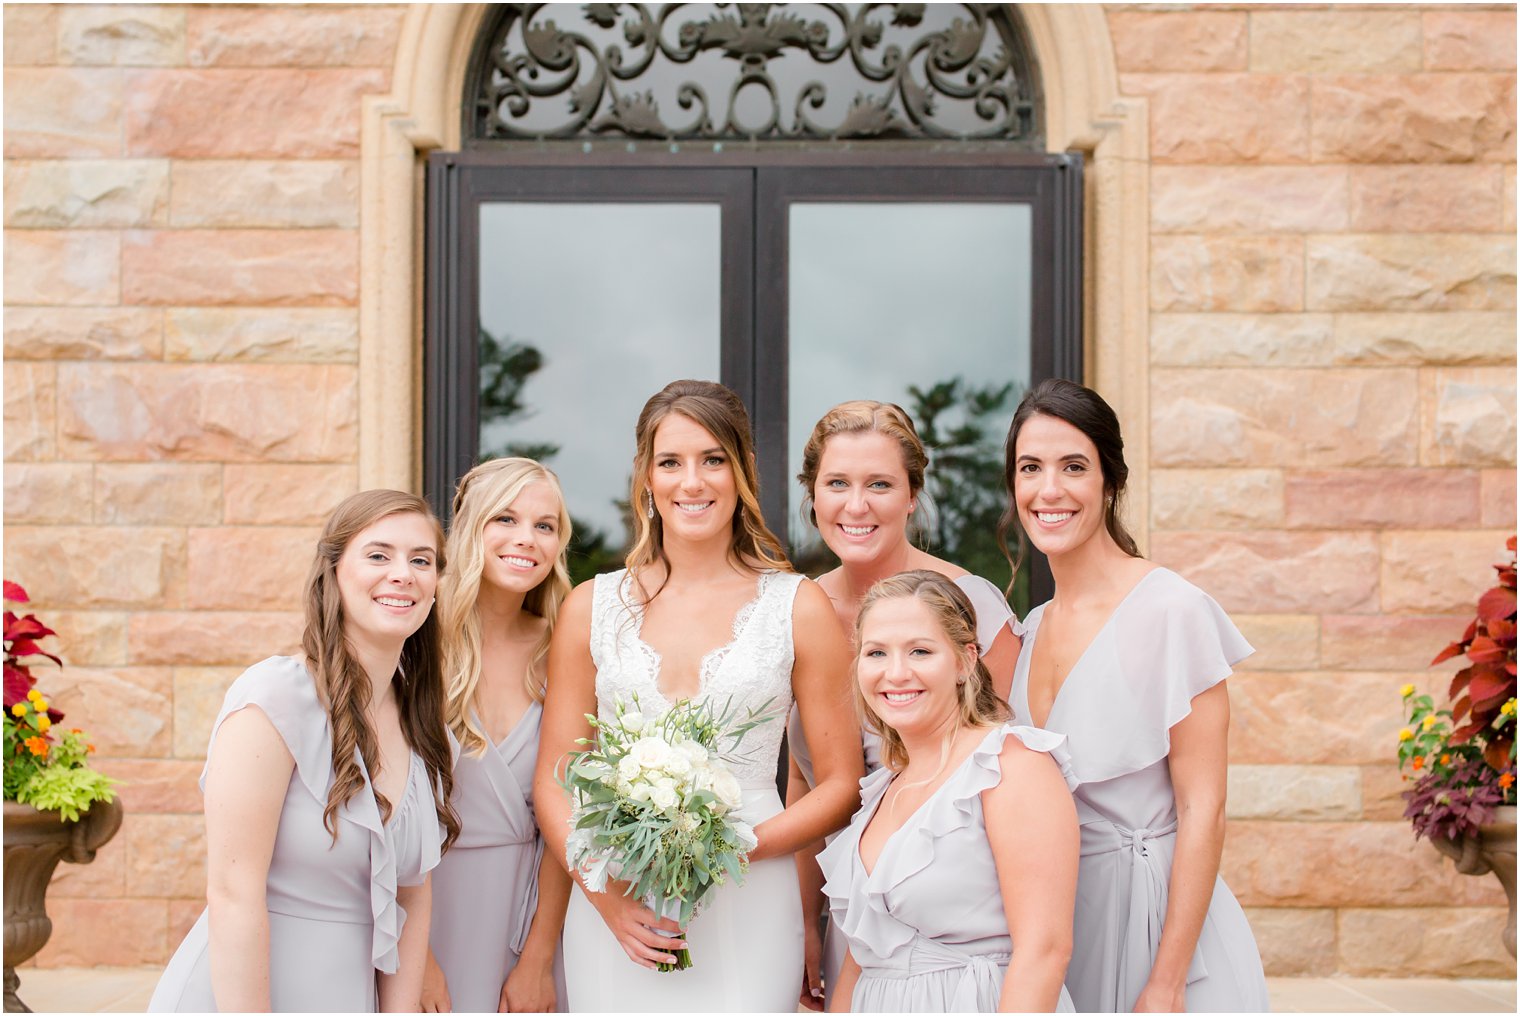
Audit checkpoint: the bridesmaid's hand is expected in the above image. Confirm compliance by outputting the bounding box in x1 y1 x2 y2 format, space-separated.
420 951 451 1012
586 883 686 969
500 957 555 1013
1132 980 1185 1013
799 922 825 1011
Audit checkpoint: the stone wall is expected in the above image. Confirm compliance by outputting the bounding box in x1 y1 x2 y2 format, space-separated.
3 3 1515 977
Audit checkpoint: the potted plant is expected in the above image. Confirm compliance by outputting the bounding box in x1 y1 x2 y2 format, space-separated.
1397 536 1517 959
3 581 122 1014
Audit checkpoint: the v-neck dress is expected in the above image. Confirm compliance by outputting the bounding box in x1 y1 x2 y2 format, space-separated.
430 701 566 1012
790 571 1019 1008
818 723 1077 1013
1010 568 1269 1013
148 656 445 1013
560 567 804 1012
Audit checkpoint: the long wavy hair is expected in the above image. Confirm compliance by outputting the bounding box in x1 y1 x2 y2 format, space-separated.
997 378 1141 584
796 399 929 529
302 489 459 850
439 458 573 757
625 380 790 603
853 570 1010 774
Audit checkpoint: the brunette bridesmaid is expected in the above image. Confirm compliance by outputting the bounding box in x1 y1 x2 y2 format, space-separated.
149 491 458 1012
788 400 1024 1008
422 458 572 1013
1002 379 1269 1012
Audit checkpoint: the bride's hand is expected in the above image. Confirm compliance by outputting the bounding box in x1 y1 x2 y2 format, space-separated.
585 882 686 969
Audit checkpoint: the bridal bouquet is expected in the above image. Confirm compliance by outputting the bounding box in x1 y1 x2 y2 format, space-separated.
561 694 773 971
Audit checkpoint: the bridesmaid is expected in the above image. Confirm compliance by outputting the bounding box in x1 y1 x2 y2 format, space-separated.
422 459 572 1013
149 490 458 1012
788 400 1023 1008
1001 379 1269 1012
820 571 1078 1013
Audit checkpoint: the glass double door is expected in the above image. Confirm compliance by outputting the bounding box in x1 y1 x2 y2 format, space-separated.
426 156 1082 610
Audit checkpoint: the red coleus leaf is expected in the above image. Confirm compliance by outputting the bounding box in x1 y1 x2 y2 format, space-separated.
1433 641 1466 666
1450 719 1484 744
1452 697 1472 723
3 581 28 604
1508 535 1517 553
1469 663 1513 702
1449 666 1473 699
1486 619 1517 644
3 662 37 707
4 638 61 667
1478 586 1518 623
1466 636 1509 664
1484 740 1513 772
4 616 56 642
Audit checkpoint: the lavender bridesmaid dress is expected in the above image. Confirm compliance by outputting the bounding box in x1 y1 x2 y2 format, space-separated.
791 572 1018 1008
817 723 1077 1013
148 656 445 1012
429 702 566 1012
1010 568 1270 1012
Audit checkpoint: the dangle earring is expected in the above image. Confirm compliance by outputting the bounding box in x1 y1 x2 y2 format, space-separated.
645 490 655 520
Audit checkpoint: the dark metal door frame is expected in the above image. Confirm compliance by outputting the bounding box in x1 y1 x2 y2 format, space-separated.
424 150 1082 602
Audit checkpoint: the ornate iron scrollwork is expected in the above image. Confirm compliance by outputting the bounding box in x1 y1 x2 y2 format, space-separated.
469 4 1039 142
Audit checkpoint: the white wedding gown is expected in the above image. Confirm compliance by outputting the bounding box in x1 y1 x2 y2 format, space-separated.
562 568 805 1012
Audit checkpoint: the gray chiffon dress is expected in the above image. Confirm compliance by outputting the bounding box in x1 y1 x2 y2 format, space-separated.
818 723 1078 1013
791 572 1018 1008
148 656 446 1013
429 703 566 1013
1010 568 1270 1013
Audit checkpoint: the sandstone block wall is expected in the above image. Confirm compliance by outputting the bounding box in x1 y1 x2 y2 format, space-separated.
3 3 1515 977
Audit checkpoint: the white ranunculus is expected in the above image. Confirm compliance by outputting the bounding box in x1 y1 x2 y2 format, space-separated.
629 736 672 770
627 781 653 802
649 783 679 811
678 739 709 766
617 756 642 782
711 768 743 810
621 710 645 734
662 749 692 779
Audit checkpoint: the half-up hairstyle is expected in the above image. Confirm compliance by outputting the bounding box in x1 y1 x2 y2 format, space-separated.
796 400 929 528
625 380 790 603
302 489 460 851
440 458 573 757
853 569 1010 773
997 378 1141 582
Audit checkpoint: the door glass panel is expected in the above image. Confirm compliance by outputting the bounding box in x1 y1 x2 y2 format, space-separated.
479 203 721 582
787 202 1033 613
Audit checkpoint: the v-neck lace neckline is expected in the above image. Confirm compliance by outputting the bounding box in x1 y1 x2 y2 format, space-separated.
627 570 774 707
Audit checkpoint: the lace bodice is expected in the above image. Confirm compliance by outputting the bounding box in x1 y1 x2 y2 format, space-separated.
590 568 802 783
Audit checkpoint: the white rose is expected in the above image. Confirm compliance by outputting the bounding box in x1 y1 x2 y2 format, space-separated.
617 756 642 782
678 740 709 766
711 769 743 811
627 781 652 802
650 784 679 811
662 750 692 779
629 736 672 770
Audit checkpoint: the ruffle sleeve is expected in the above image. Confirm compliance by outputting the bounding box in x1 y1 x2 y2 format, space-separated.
198 655 332 805
818 724 1076 962
952 574 1018 654
1062 569 1252 785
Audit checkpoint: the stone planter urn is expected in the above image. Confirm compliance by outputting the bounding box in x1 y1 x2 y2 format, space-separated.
1429 804 1517 959
2 798 124 1013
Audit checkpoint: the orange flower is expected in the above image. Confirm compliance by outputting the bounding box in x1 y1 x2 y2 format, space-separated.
86 743 96 754
1411 755 1425 771
1440 754 1451 766
70 728 83 735
1501 772 1515 790
23 736 48 757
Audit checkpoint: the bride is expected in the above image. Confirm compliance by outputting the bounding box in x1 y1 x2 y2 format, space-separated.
534 379 863 1011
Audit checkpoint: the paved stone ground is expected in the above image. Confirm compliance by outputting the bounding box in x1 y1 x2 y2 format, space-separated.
9 967 1516 1013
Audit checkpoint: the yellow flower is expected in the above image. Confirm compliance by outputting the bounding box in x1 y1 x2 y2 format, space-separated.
1399 728 1415 742
10 703 26 717
33 698 47 713
1400 684 1416 699
36 716 51 733
1502 699 1517 717
1422 714 1438 730
26 689 42 703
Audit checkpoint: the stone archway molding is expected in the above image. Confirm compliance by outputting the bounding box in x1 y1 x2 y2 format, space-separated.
360 2 1151 549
